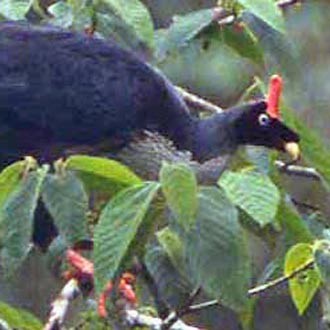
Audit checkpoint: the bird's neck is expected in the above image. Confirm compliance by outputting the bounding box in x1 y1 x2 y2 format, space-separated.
160 112 197 152
191 112 239 162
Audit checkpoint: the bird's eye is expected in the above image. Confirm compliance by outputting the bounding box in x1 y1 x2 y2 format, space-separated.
258 114 270 126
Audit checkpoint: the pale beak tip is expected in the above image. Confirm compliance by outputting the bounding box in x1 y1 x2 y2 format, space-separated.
284 142 300 161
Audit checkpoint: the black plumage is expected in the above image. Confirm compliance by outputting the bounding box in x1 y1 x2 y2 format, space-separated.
0 22 301 250
0 21 299 166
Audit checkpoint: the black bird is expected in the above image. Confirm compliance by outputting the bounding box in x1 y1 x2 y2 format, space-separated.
0 21 300 167
0 21 300 250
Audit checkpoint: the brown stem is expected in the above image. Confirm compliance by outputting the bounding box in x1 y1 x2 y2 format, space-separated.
174 260 314 317
275 160 322 181
277 0 302 9
248 259 314 296
162 287 202 330
176 86 223 114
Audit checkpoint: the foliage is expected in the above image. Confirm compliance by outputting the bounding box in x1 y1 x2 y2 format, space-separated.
185 187 251 311
93 182 160 294
0 301 42 330
159 163 198 232
0 0 328 329
284 243 320 315
219 169 280 227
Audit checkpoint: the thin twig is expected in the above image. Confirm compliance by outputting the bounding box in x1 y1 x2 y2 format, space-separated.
188 300 219 313
212 7 236 26
176 86 223 114
162 287 202 330
125 310 201 330
44 279 81 330
174 260 315 317
248 259 314 296
275 160 322 180
291 197 320 212
277 0 301 9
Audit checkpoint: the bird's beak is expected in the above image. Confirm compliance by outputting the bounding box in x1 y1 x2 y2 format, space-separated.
284 142 300 161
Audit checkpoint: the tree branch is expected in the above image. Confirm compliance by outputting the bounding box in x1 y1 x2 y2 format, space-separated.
277 0 302 9
171 260 315 318
125 309 201 330
162 287 202 330
44 279 81 330
175 86 223 114
275 160 322 181
248 259 314 296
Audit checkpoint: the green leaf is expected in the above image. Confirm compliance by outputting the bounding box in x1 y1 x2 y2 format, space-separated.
284 243 321 315
0 161 25 210
237 0 285 33
221 23 264 65
145 245 192 310
95 11 145 51
160 163 198 232
41 172 89 245
47 1 74 28
93 182 160 294
219 170 280 227
95 0 154 49
314 240 330 286
0 0 32 20
67 155 142 195
277 198 313 244
0 167 48 275
0 301 42 330
156 227 185 276
186 187 251 311
45 235 69 271
155 8 216 60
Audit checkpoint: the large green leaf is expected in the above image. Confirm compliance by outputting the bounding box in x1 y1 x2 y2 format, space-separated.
238 0 285 33
314 240 330 286
0 0 32 20
186 187 251 312
0 167 48 275
0 301 42 330
155 8 216 60
276 198 313 244
95 0 154 49
219 170 280 227
0 161 25 210
221 24 264 65
67 155 142 195
284 243 321 315
41 172 89 245
145 245 192 310
160 163 198 232
95 11 147 52
156 227 186 277
93 182 160 294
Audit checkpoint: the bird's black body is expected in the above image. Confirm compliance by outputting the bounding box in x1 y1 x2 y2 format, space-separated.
0 21 299 166
0 22 300 250
0 21 195 164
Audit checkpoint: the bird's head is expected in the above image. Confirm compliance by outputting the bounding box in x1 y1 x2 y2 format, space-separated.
232 75 300 161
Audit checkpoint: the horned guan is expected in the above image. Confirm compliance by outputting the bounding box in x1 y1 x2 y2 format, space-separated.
0 21 300 164
0 21 300 249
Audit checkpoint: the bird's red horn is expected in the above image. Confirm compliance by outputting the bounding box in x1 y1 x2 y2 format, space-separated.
267 74 283 119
